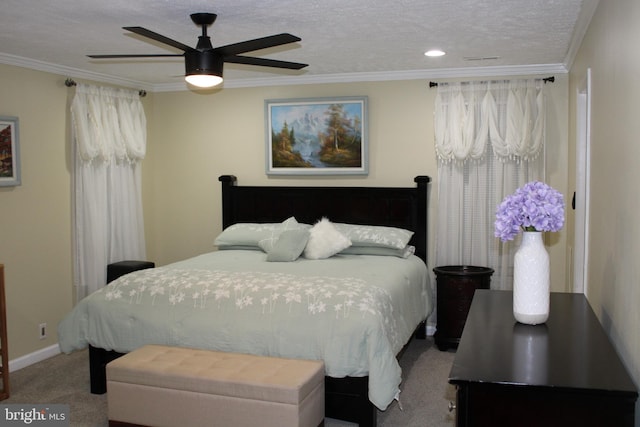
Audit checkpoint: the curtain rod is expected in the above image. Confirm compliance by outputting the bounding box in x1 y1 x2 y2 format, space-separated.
64 78 147 97
429 76 555 88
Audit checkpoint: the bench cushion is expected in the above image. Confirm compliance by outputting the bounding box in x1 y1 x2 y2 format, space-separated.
107 344 327 419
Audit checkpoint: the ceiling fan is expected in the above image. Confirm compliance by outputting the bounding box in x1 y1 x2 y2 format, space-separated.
88 13 308 88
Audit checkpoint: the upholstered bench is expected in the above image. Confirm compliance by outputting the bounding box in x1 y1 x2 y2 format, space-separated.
106 345 325 427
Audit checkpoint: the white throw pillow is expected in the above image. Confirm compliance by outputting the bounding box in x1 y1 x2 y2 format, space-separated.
303 218 352 260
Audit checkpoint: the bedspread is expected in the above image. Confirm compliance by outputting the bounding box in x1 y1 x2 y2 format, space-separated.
58 250 432 410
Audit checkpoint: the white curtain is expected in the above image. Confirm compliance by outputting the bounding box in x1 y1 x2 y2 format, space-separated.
71 84 147 300
434 79 546 290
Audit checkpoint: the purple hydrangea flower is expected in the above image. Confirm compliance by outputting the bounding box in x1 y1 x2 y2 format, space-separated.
494 181 565 241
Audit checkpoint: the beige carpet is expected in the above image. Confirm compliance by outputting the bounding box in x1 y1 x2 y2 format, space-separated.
2 337 456 427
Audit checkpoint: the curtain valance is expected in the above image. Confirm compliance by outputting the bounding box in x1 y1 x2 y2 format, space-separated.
71 84 147 163
434 79 545 163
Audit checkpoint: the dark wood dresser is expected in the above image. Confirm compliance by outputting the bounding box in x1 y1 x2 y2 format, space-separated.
449 290 638 427
433 266 493 350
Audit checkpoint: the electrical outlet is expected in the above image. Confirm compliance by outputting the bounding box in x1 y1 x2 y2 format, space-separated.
39 323 47 340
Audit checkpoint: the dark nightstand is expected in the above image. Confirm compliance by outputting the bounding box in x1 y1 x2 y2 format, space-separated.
107 260 155 284
433 265 493 351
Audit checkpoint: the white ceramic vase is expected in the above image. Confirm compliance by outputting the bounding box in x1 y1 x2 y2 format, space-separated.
513 231 550 325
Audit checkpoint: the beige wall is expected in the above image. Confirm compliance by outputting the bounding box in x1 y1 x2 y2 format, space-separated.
569 0 640 408
146 78 570 288
0 66 155 362
145 81 439 266
0 64 569 364
0 65 74 359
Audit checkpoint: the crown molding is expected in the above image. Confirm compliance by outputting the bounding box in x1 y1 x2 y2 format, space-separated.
0 52 153 91
152 63 568 92
0 51 567 93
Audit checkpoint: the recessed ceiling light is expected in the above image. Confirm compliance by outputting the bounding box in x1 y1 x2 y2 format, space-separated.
425 49 446 57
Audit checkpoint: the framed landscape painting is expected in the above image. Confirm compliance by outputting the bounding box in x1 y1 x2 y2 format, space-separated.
0 116 20 187
265 96 368 175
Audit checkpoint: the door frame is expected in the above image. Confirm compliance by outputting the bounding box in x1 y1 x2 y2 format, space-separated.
573 68 592 295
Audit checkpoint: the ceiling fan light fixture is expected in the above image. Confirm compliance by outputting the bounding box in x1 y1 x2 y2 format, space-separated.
185 50 224 88
89 12 307 88
185 74 223 88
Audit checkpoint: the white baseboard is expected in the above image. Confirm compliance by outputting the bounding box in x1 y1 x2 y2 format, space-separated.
9 344 60 373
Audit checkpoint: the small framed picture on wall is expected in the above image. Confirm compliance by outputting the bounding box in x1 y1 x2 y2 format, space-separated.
0 116 20 187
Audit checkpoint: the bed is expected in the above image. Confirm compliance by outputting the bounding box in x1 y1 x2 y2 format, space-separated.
58 175 432 427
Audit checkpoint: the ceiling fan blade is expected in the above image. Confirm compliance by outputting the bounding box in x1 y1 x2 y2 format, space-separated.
225 55 308 70
214 33 301 56
88 54 183 58
124 26 195 52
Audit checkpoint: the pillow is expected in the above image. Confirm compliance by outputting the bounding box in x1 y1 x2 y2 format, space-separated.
340 244 415 258
303 218 352 260
334 223 414 250
214 217 307 250
263 229 310 262
257 217 310 252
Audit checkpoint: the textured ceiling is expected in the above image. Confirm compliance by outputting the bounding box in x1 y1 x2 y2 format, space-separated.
0 0 597 91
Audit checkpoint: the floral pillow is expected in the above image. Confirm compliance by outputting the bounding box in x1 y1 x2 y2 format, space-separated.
333 223 414 250
214 217 308 250
303 218 352 260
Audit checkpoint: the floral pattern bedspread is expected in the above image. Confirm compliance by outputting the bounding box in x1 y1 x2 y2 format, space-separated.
58 250 432 410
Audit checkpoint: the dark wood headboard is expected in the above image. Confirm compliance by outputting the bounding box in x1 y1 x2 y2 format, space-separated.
219 175 431 263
